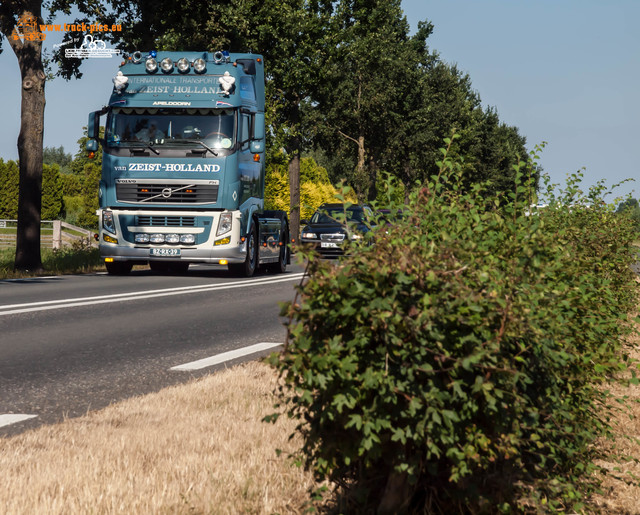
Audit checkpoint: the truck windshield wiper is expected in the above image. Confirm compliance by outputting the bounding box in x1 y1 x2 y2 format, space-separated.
180 139 218 156
128 142 159 155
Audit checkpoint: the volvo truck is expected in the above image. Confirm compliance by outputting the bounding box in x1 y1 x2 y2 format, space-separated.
87 50 289 276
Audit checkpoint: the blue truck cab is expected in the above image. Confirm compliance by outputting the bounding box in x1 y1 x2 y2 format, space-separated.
87 51 289 275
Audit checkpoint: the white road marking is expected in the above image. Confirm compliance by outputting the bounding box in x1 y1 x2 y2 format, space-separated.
0 273 305 316
170 341 283 371
0 414 37 429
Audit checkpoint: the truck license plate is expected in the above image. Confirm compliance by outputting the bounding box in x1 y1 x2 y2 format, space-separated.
150 248 181 257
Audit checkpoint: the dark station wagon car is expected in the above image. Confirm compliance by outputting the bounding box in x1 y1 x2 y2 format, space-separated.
300 203 374 257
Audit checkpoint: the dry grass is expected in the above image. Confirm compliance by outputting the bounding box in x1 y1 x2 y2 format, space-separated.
0 361 324 515
3 334 640 514
590 320 640 514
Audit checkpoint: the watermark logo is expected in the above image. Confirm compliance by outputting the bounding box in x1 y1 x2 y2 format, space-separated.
11 14 46 42
65 34 120 59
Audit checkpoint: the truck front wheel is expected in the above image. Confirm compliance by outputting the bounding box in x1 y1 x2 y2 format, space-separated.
229 225 257 277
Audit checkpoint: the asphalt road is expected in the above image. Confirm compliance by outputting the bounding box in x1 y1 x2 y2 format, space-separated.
0 263 306 437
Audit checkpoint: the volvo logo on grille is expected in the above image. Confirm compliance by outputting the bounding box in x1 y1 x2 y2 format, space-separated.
161 188 172 198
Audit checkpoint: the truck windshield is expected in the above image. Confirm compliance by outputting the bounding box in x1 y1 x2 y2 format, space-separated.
105 107 236 151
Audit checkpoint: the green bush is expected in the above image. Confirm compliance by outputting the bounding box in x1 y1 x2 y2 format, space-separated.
42 163 64 220
43 239 101 274
0 159 19 218
269 143 639 512
62 195 84 226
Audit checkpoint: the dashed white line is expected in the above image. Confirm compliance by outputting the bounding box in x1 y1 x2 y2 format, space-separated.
0 414 37 429
170 341 283 371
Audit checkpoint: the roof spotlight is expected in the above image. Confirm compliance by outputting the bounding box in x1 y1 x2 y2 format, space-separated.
160 58 174 73
193 58 206 74
177 57 190 73
145 58 158 73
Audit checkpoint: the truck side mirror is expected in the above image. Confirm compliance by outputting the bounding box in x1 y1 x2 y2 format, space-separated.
252 113 265 141
87 111 101 139
86 139 99 152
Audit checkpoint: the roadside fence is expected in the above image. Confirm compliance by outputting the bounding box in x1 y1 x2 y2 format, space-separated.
0 220 97 249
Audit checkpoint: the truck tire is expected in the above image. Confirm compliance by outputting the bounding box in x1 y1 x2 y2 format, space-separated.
105 261 133 275
229 224 257 277
269 227 288 274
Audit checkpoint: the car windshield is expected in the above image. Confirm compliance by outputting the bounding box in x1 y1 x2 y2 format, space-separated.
311 208 364 224
105 107 236 150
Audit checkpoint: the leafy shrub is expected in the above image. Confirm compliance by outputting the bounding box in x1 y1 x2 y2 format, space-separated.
0 159 19 219
42 164 64 220
269 142 639 512
44 238 101 274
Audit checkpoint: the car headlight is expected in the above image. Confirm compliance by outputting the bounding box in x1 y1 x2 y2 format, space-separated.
217 212 232 236
102 210 116 235
350 233 362 240
301 232 316 239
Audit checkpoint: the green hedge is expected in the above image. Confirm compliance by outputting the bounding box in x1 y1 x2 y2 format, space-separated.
269 144 639 512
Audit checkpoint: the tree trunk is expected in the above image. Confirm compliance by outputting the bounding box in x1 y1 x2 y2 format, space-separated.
288 153 301 244
377 470 411 515
8 13 46 271
367 154 377 202
287 100 301 244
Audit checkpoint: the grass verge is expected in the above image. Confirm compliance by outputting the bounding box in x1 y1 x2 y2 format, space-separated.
591 324 640 513
0 361 325 514
2 351 640 513
1 246 103 279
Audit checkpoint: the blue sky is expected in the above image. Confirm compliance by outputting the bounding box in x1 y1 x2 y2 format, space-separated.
0 0 637 202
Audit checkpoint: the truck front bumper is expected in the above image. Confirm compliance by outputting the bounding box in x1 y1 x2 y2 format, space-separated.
100 242 248 264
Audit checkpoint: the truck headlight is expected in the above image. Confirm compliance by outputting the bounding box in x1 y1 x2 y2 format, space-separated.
102 210 116 235
149 234 165 243
165 233 180 244
180 234 196 244
217 213 232 236
135 233 150 243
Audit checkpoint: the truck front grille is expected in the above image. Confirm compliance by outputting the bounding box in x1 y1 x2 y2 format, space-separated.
116 182 218 204
135 215 196 227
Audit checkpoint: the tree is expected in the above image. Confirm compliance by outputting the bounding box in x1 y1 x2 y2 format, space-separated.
0 1 111 270
70 131 103 228
43 145 73 174
311 0 419 201
616 197 640 233
0 3 48 270
41 163 64 220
